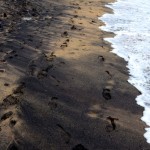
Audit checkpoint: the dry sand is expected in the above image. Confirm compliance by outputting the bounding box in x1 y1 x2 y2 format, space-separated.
0 0 150 149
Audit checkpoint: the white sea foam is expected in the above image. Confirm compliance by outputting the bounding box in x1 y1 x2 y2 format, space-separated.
22 17 32 21
99 0 150 143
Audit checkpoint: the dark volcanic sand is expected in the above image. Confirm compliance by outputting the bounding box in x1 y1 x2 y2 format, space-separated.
0 0 150 149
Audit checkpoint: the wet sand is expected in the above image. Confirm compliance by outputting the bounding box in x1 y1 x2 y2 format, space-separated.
0 0 150 149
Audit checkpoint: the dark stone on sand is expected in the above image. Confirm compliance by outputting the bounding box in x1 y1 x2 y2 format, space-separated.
72 144 88 150
1 111 13 121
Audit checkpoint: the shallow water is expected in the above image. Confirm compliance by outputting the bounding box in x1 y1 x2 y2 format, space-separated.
99 0 150 143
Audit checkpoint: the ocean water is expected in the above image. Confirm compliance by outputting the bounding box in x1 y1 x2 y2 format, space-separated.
99 0 150 143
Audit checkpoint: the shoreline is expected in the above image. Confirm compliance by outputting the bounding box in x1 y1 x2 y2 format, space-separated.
0 0 150 149
100 0 150 144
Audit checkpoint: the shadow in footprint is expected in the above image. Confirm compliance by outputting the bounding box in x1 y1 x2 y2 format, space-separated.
9 120 17 127
105 125 114 132
28 64 37 76
37 70 47 79
4 83 10 86
71 25 77 30
105 71 112 78
106 116 119 131
102 89 111 100
98 55 105 62
57 124 71 144
61 31 68 37
1 95 19 108
48 101 57 110
1 111 13 121
72 144 88 150
46 52 56 61
7 142 18 150
13 82 25 95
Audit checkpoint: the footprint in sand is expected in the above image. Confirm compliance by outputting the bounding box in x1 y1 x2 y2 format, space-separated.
1 111 13 121
51 97 58 100
105 125 114 132
60 39 70 49
98 55 105 62
65 39 70 42
4 83 10 86
37 70 48 79
37 65 54 79
7 141 18 150
105 71 112 78
28 54 55 78
48 96 59 110
0 69 5 73
61 31 68 37
71 25 77 30
60 43 68 48
72 144 88 150
71 25 83 31
9 120 17 127
13 82 25 95
1 95 19 108
45 52 56 61
48 101 57 110
74 10 78 14
91 20 96 24
69 18 75 24
57 124 71 144
51 75 60 83
5 50 17 60
105 116 119 132
102 88 111 100
74 15 78 18
0 59 6 64
27 64 37 76
71 2 79 6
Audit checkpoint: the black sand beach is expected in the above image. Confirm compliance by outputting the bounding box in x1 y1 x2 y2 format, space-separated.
0 0 150 149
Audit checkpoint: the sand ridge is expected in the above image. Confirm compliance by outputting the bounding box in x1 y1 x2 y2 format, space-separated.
0 0 150 149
